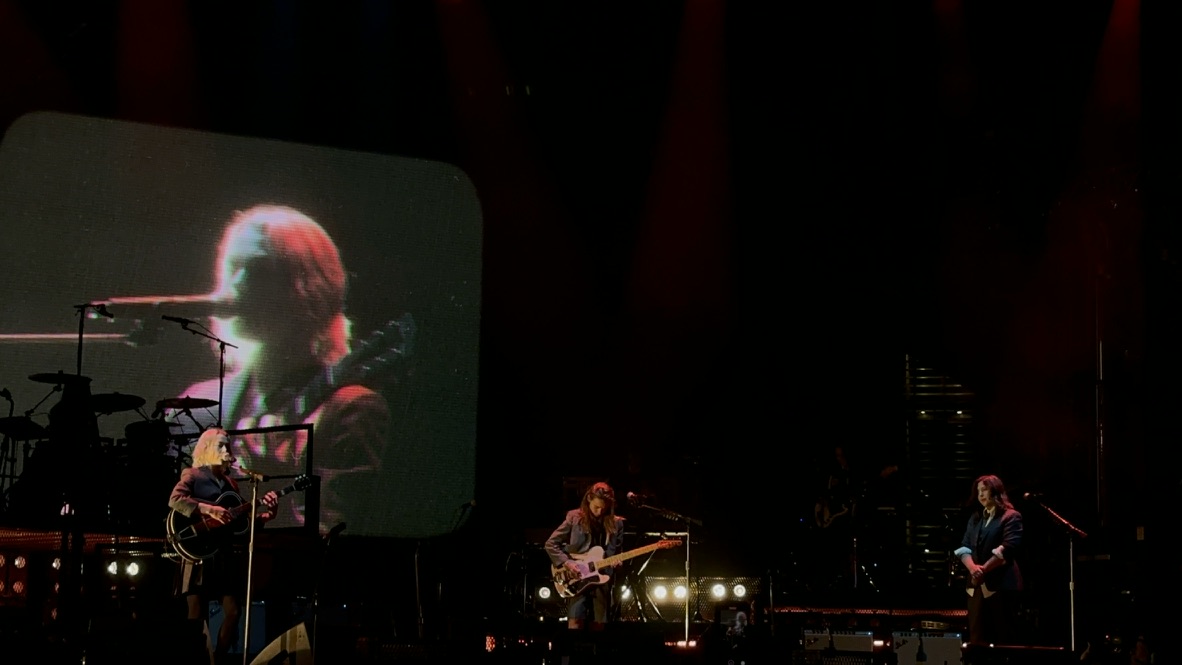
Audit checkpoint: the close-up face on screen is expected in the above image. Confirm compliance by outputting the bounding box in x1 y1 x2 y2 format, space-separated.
0 112 481 539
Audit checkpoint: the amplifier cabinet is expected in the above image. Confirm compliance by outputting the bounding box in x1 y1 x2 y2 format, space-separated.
892 631 964 665
802 629 875 653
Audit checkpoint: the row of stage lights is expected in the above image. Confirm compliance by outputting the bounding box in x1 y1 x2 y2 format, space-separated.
0 553 31 598
1 547 153 609
537 582 748 602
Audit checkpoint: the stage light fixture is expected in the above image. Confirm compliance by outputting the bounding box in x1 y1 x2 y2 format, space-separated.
674 585 687 599
733 584 747 597
653 585 668 600
620 586 631 600
13 556 25 569
106 561 119 576
126 562 141 577
711 583 726 598
536 586 551 600
52 557 61 570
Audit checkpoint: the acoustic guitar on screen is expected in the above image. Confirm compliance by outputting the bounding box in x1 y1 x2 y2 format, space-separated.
552 539 681 598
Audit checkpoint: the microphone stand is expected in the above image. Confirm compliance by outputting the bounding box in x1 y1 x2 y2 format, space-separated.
240 471 265 665
634 500 703 645
236 471 300 664
165 319 236 427
1028 497 1088 652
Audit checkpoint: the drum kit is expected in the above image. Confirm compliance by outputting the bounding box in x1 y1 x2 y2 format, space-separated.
0 369 220 533
0 300 240 534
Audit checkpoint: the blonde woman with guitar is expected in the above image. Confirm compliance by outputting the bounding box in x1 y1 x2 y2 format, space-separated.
168 427 278 664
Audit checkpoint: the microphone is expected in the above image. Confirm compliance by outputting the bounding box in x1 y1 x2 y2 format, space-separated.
1023 492 1046 500
162 315 198 326
93 304 115 319
0 388 11 403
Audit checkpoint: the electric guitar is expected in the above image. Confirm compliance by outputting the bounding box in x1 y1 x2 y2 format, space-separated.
552 539 681 598
165 474 316 562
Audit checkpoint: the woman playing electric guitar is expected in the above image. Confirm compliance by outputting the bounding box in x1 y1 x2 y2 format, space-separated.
168 427 279 664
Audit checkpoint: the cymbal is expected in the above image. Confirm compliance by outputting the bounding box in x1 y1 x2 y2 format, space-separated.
90 392 146 414
29 371 92 386
156 397 218 410
0 416 48 441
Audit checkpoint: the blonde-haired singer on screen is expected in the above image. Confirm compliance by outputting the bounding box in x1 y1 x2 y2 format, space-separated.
176 205 394 536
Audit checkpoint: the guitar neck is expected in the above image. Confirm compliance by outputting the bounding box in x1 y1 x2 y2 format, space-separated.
225 482 301 520
284 313 414 419
599 541 677 569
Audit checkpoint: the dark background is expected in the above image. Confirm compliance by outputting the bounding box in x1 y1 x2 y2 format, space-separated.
3 0 1181 649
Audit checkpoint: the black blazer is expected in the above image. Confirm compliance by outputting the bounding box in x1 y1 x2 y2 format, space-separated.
960 507 1024 592
168 466 240 517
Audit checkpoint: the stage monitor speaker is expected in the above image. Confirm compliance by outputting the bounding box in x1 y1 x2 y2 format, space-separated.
893 631 963 665
249 622 312 665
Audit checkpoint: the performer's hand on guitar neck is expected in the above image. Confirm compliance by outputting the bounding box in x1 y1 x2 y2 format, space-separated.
258 490 280 522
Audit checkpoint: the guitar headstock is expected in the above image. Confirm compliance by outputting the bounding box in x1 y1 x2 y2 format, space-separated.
658 539 682 550
293 474 317 492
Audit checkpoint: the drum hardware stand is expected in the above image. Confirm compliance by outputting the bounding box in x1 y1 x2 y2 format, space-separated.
52 304 109 655
613 548 661 622
73 302 112 375
633 500 702 644
1027 495 1088 652
162 317 237 427
0 392 15 499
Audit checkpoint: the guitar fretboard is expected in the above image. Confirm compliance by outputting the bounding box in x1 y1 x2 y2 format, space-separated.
597 540 680 569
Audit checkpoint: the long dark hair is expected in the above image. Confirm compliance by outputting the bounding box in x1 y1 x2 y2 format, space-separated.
970 474 1014 513
579 481 619 537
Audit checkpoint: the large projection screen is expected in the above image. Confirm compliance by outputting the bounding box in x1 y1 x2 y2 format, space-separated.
0 112 481 539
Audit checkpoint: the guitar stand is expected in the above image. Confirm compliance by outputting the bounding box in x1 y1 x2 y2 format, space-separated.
613 550 661 622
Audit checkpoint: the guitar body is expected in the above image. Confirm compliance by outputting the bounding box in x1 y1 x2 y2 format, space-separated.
166 475 314 562
550 539 681 599
552 546 611 598
165 491 249 562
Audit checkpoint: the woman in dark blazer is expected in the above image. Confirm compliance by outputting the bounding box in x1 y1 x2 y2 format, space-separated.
544 481 626 630
954 474 1023 646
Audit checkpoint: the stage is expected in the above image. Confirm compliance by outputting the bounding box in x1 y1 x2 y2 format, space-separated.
0 523 1108 664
